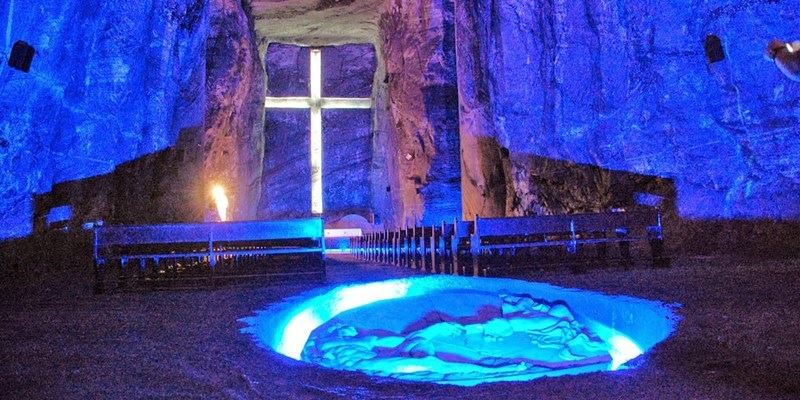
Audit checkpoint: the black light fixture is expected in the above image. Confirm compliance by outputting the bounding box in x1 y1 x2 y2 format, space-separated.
8 40 35 72
704 35 725 64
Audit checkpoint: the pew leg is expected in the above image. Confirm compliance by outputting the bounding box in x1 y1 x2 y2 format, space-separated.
570 245 586 274
117 260 128 290
208 259 216 287
597 242 609 268
650 239 670 268
619 241 633 269
93 261 106 294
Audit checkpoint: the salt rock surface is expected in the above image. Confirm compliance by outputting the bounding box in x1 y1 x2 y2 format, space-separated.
0 0 263 236
455 0 800 223
301 292 612 383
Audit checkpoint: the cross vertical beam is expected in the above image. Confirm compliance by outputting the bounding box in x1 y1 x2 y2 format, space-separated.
309 49 323 215
265 47 372 216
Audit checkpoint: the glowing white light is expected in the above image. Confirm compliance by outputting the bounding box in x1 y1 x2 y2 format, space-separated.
393 364 430 374
275 308 323 359
331 281 411 315
607 334 644 370
589 322 644 370
324 228 363 238
264 48 372 215
211 185 229 222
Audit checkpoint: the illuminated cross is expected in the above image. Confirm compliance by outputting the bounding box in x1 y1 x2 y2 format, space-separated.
264 48 372 215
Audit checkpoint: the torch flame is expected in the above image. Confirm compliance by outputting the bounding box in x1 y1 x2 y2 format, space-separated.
211 185 229 222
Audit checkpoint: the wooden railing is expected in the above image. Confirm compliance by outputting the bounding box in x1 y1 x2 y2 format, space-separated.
355 209 668 276
93 218 325 292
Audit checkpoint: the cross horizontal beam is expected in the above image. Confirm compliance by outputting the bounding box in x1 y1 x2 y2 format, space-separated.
264 97 372 109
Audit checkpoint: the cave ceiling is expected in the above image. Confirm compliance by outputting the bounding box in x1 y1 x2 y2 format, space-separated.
250 0 386 47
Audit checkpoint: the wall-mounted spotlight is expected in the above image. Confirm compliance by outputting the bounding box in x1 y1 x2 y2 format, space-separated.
8 40 35 72
704 35 725 64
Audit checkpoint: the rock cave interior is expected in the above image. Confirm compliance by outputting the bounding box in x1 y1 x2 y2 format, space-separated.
1 0 799 395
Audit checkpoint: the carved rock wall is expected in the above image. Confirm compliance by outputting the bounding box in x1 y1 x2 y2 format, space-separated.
455 0 800 231
379 0 462 227
0 0 264 237
202 0 265 221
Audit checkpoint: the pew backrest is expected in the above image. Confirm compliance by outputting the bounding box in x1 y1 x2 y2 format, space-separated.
95 218 325 262
474 215 571 238
473 210 662 247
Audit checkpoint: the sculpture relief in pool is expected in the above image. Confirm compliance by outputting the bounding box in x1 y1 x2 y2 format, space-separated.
241 276 679 386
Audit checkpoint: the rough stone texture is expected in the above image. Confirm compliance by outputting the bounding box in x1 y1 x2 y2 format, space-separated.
7 0 796 256
0 0 207 237
201 0 266 221
251 0 384 47
379 0 462 227
322 108 374 218
261 108 312 219
456 0 800 223
0 0 264 237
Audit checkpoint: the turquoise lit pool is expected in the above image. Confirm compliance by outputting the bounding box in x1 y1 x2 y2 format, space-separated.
241 276 679 386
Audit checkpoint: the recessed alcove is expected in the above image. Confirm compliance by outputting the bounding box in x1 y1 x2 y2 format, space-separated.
250 0 463 229
259 43 377 223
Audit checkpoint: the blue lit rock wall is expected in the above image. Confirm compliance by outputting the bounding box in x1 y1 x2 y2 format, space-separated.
320 45 375 218
456 0 800 224
0 0 263 238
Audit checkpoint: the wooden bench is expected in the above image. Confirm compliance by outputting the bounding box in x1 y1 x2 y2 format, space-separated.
93 218 325 292
470 209 667 276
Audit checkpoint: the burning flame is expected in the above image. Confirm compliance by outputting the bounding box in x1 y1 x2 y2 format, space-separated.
211 185 229 222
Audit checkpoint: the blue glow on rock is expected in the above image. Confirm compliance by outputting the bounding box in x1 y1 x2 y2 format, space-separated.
241 277 679 386
269 280 412 360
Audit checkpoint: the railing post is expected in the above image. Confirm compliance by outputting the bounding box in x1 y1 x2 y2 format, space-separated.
649 210 669 268
470 216 480 277
451 218 459 275
92 227 105 294
616 226 632 269
209 227 216 270
430 226 438 274
567 219 578 254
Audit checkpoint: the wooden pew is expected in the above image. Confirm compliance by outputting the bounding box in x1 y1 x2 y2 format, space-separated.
428 225 443 273
391 229 400 266
93 218 325 292
470 210 667 276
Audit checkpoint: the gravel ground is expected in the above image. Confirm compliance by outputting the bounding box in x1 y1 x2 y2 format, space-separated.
0 255 798 399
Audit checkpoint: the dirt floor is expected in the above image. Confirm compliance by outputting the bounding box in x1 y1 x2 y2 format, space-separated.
1 255 799 399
